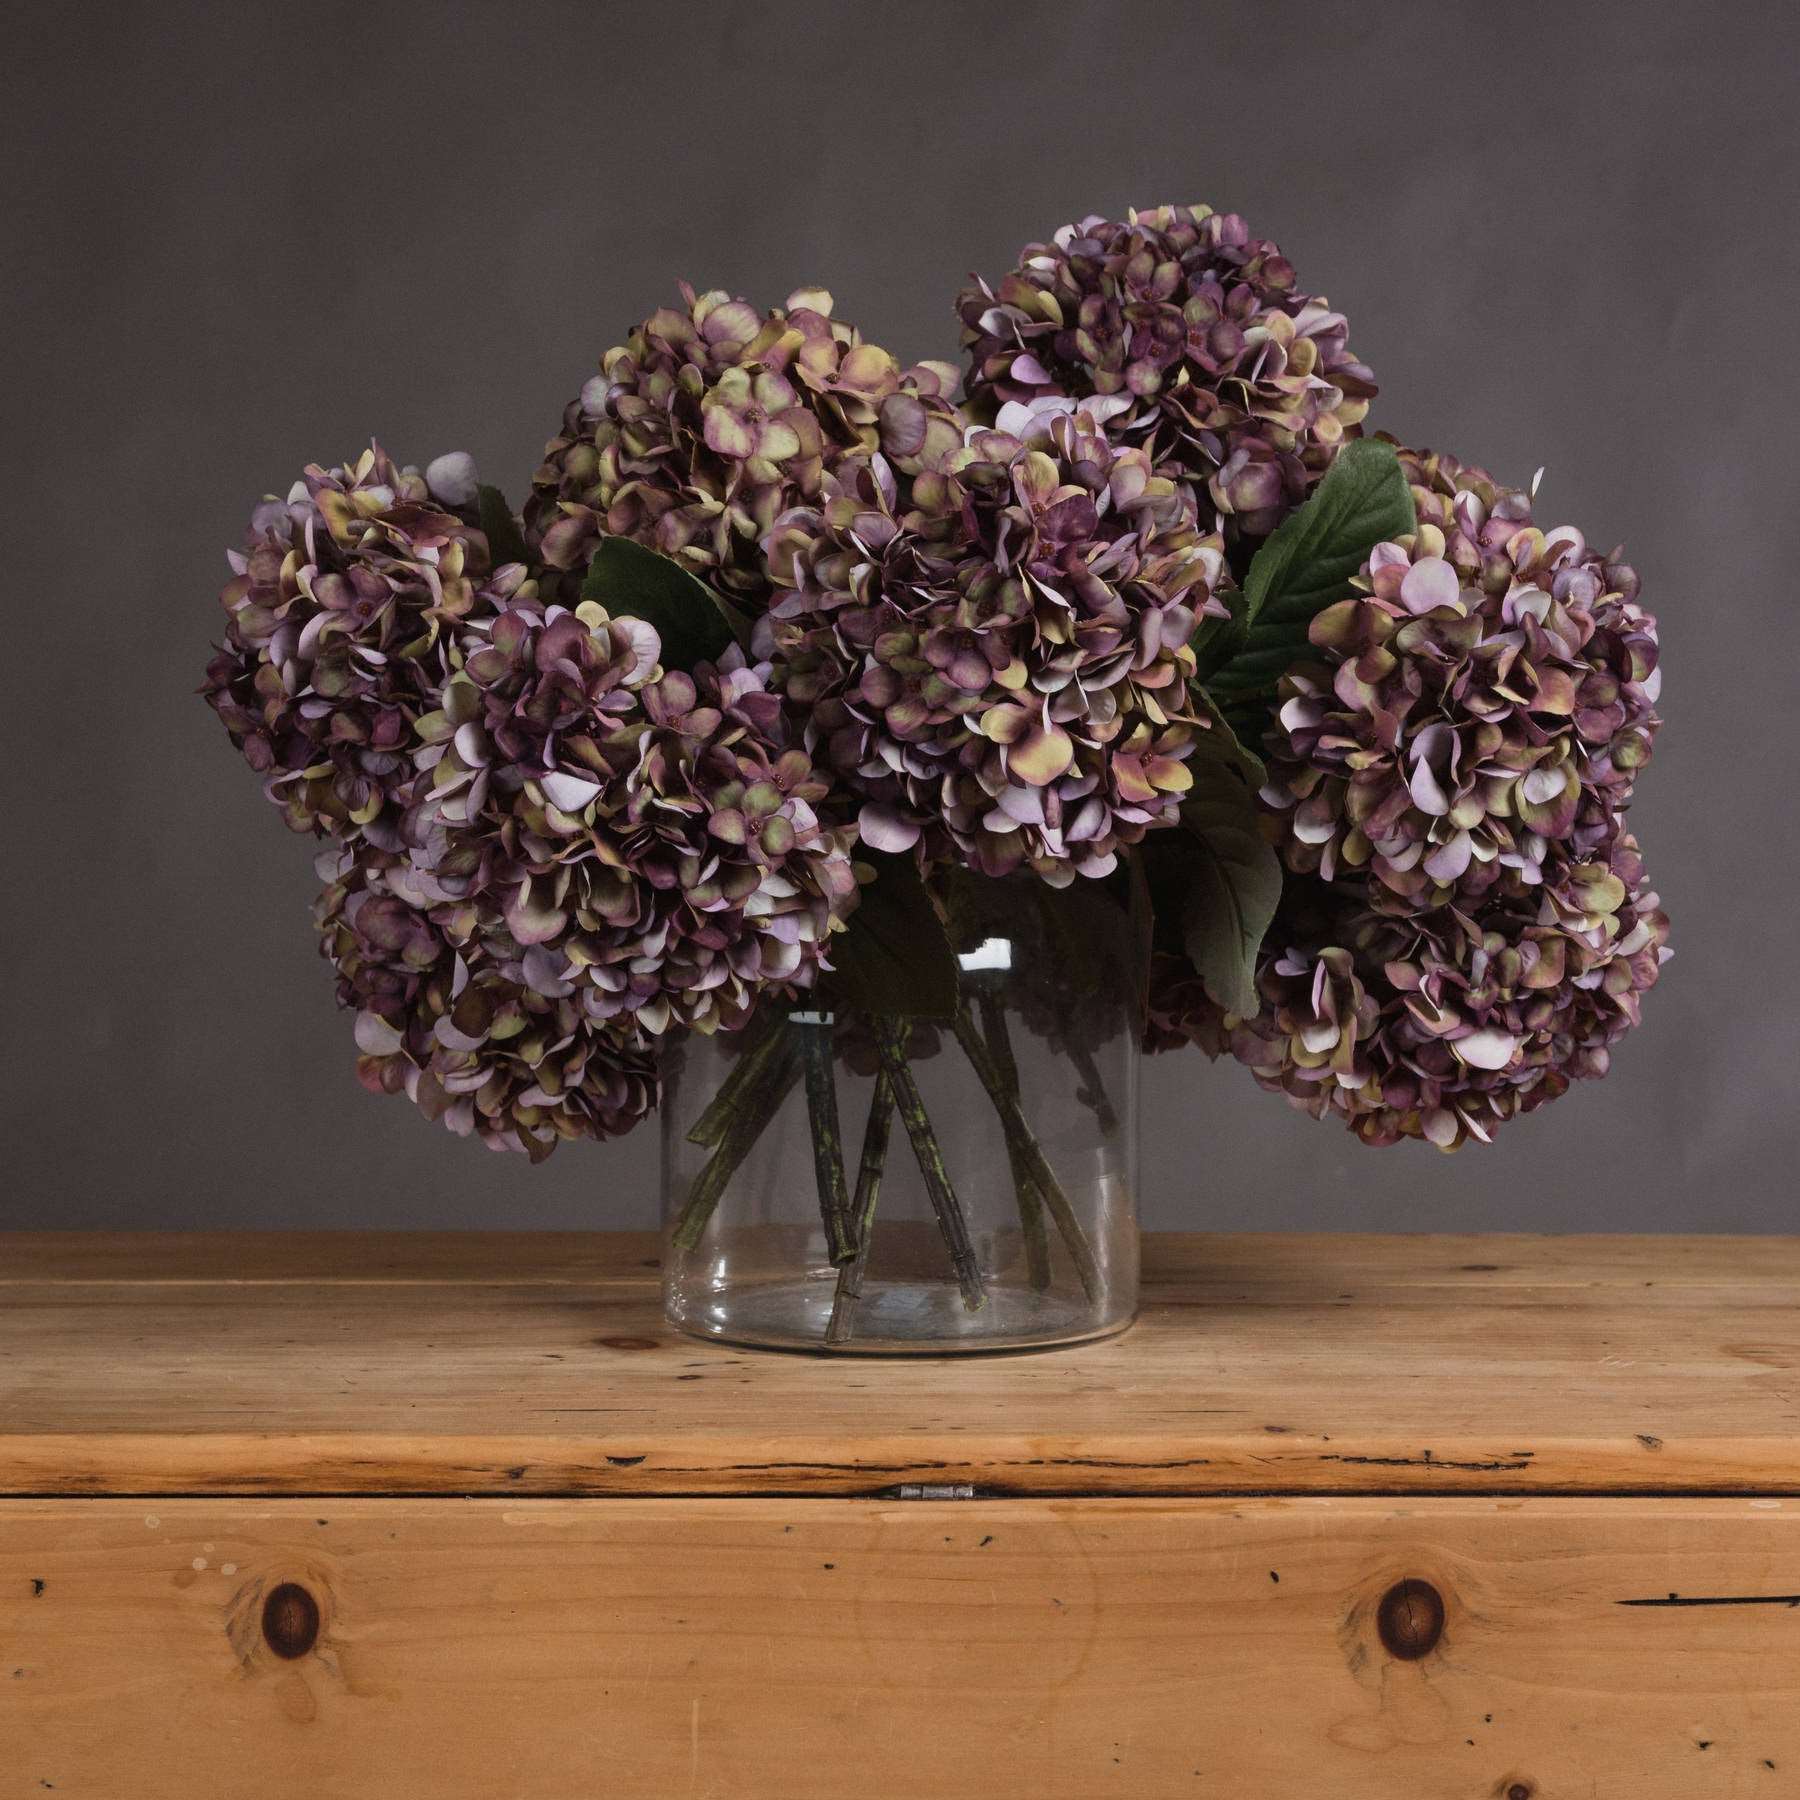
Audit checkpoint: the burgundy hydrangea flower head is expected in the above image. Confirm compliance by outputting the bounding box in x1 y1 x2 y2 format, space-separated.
203 445 525 847
1215 840 1670 1149
527 284 961 608
957 204 1376 539
1260 452 1661 910
760 407 1232 884
316 854 658 1161
413 599 859 1035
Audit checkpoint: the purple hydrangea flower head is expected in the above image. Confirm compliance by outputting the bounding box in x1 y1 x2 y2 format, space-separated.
1260 451 1660 909
315 853 659 1161
760 408 1232 883
528 285 960 607
414 599 859 1034
958 205 1376 539
203 444 527 846
1214 838 1670 1148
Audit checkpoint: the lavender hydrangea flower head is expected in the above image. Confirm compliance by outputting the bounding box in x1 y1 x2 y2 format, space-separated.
1260 455 1661 909
528 285 961 607
316 855 658 1160
1215 840 1670 1148
203 445 525 846
760 408 1232 883
957 205 1377 538
415 598 860 1035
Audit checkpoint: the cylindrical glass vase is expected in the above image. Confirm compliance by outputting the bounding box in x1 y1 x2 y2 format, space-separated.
659 877 1140 1353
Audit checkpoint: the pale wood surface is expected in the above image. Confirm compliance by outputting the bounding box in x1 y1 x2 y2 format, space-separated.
2 1232 1797 1496
5 1495 1800 1798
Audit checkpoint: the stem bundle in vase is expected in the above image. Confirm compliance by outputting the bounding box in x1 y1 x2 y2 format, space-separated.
672 992 1101 1342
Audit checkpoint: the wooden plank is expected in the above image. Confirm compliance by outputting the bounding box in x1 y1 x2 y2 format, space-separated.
3 1235 1799 1497
4 1496 1800 1798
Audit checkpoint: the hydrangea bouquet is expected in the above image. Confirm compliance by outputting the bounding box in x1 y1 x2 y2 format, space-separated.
205 204 1666 1342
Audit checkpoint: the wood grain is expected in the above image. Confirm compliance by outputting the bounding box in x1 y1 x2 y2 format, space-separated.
0 1227 1783 1287
4 1233 1798 1497
5 1496 1800 1799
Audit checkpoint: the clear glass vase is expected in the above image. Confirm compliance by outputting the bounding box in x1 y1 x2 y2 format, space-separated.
659 875 1140 1353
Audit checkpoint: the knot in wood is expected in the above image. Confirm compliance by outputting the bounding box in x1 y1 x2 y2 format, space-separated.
1376 1577 1445 1660
261 1582 321 1660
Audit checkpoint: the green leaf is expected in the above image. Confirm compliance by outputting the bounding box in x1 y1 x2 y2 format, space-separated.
476 485 530 570
1190 685 1267 789
1179 808 1282 1019
578 536 751 672
817 853 960 1019
1165 707 1283 1018
1202 438 1415 743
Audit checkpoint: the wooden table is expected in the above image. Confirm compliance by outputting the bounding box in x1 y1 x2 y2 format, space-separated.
3 1232 1798 1796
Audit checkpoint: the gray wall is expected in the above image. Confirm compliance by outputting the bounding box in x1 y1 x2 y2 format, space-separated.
5 0 1795 1232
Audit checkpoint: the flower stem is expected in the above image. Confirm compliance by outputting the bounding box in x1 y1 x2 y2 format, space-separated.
669 1032 801 1252
797 1015 854 1265
874 1018 987 1314
685 1009 782 1149
950 1006 1102 1305
825 1060 897 1346
1068 1039 1120 1138
977 994 1052 1291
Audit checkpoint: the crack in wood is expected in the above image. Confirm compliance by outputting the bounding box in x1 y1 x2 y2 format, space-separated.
1011 1457 1219 1472
1618 1592 1800 1608
1320 1452 1536 1473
